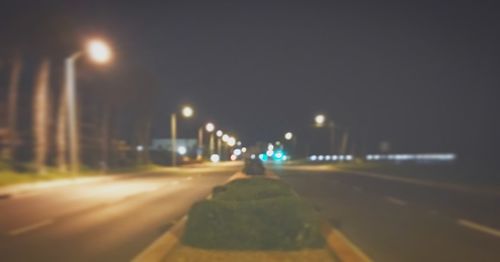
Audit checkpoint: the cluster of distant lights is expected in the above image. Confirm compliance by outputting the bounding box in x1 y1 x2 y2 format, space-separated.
365 153 456 161
309 155 353 161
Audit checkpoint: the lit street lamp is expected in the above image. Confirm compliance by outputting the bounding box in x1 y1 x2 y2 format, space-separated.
313 113 335 154
197 122 216 160
284 132 293 141
205 123 216 156
171 105 194 166
216 130 223 157
314 114 326 127
66 38 112 174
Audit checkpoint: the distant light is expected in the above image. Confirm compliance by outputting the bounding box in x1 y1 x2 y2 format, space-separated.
310 155 318 161
284 132 293 141
87 39 112 64
266 150 274 157
216 130 223 137
181 106 194 118
339 155 345 160
325 155 331 160
230 154 237 161
275 141 281 146
222 134 229 142
177 146 187 155
241 147 247 153
346 155 353 161
267 143 274 151
210 154 220 162
136 145 144 152
283 155 288 161
274 150 284 159
366 155 373 160
233 149 242 156
205 123 215 132
250 154 256 159
332 155 338 161
259 154 268 161
314 114 326 126
227 137 236 147
236 141 242 146
318 155 325 161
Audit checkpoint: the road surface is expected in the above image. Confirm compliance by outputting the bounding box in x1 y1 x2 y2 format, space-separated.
0 165 238 262
273 164 500 262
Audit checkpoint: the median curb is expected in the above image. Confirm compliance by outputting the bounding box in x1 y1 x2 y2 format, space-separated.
132 171 372 262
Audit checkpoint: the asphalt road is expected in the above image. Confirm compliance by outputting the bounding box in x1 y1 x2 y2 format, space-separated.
273 164 500 262
0 165 238 262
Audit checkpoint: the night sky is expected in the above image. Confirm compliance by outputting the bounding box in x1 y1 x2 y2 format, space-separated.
1 1 499 164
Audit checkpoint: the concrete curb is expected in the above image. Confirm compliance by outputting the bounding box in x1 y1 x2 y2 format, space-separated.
322 222 373 262
132 172 243 262
132 216 187 262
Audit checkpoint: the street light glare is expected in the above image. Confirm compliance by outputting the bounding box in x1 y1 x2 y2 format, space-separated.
284 132 293 140
315 114 326 126
205 122 215 132
87 39 112 64
177 146 187 155
216 130 223 137
181 106 194 118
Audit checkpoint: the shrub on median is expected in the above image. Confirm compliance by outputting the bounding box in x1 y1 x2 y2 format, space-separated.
182 178 325 250
212 177 297 201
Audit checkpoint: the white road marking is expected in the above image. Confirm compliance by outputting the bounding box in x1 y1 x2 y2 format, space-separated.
384 196 407 206
457 219 500 238
9 219 54 236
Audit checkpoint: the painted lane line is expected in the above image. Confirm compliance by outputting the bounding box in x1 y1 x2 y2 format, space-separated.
9 219 54 236
384 196 407 206
457 219 500 238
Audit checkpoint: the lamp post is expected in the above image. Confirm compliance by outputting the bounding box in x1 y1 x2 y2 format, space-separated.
216 130 223 157
65 39 112 175
314 114 335 155
171 105 194 166
205 123 215 157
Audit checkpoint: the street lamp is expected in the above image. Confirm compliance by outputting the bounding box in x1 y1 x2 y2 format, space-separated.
171 105 194 166
65 38 112 174
284 132 293 141
314 114 326 127
313 113 335 154
216 130 223 157
197 122 216 161
205 123 216 157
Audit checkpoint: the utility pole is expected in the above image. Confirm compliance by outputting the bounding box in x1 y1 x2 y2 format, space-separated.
4 56 22 159
170 113 177 166
339 129 349 155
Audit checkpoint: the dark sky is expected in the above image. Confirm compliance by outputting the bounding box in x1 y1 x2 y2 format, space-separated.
1 0 499 162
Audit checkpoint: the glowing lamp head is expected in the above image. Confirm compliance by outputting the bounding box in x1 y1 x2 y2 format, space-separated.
284 132 293 140
177 146 187 155
181 106 194 118
314 114 326 126
227 137 236 147
87 39 112 64
216 130 223 137
205 122 215 132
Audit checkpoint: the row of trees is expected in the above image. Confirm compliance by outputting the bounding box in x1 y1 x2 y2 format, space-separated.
0 52 158 174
